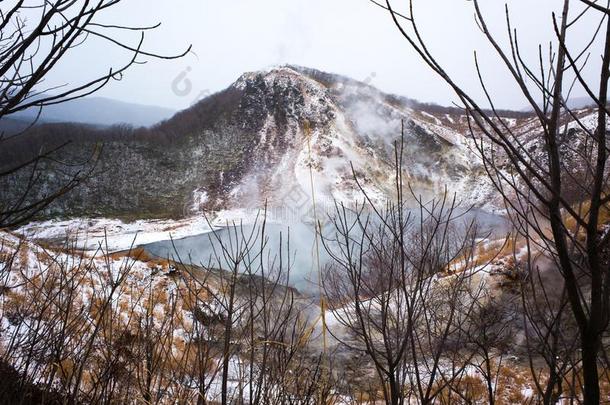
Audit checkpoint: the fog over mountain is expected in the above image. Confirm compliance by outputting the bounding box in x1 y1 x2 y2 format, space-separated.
9 97 176 127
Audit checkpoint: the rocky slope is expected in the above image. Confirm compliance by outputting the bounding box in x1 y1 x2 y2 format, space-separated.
0 66 532 221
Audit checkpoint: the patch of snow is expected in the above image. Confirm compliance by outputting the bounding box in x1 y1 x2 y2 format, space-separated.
421 111 442 125
16 216 214 252
190 189 209 214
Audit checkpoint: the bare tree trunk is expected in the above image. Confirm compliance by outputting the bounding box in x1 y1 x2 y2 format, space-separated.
221 269 237 405
582 331 601 404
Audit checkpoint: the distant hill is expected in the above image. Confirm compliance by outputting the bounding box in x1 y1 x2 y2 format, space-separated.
565 96 596 109
8 97 176 128
521 95 597 112
0 117 35 136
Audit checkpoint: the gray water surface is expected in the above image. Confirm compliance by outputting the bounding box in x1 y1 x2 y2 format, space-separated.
141 209 509 292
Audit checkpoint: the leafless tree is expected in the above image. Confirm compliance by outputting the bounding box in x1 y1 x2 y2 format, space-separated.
515 245 580 404
374 0 610 402
0 0 190 228
321 134 499 405
168 212 331 404
460 290 517 405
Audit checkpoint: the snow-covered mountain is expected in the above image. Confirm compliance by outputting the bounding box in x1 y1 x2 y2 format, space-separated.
1 66 533 220
223 66 493 216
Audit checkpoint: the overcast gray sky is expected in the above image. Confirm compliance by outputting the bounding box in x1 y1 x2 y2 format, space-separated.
45 0 603 111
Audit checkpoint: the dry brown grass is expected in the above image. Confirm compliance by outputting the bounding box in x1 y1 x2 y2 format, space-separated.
110 247 171 270
564 199 610 236
434 374 488 404
443 236 524 277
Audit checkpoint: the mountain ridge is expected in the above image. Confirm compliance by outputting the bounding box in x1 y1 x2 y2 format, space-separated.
1 66 540 221
8 96 176 128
